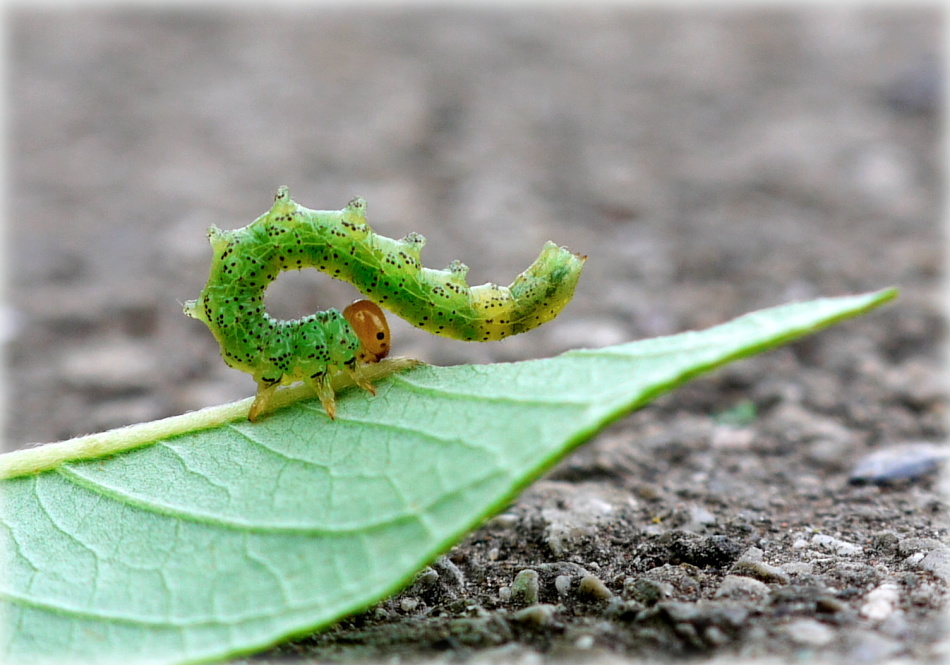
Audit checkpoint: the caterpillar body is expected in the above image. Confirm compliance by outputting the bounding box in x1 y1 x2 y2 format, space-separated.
185 186 585 420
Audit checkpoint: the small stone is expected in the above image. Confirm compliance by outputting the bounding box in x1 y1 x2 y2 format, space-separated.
732 559 791 585
433 556 465 589
780 562 814 576
655 601 703 624
640 564 702 600
574 634 595 649
714 574 770 600
671 620 704 649
737 546 764 562
898 537 946 557
860 583 900 621
488 513 520 528
555 575 572 597
498 586 512 602
710 425 755 450
603 597 642 622
905 552 926 566
412 567 439 588
850 442 948 485
540 486 615 557
816 596 847 614
400 597 419 613
879 610 910 639
624 577 673 606
687 505 717 526
811 534 862 556
577 574 612 601
511 569 540 606
846 629 903 662
869 533 900 556
511 603 557 627
784 618 835 647
703 625 730 646
488 547 500 561
807 436 860 471
919 548 950 581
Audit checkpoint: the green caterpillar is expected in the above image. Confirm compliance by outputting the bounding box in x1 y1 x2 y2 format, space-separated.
185 186 585 420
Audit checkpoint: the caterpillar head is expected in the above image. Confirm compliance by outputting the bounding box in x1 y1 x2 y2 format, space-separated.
343 300 391 363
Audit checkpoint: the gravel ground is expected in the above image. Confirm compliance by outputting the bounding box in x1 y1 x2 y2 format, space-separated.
7 7 946 664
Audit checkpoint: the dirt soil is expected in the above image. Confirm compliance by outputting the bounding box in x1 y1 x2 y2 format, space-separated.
7 7 946 665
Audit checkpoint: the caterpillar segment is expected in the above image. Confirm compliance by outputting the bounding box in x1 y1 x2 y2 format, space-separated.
184 186 585 420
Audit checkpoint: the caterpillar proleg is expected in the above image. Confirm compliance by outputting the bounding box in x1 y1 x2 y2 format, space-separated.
185 186 585 420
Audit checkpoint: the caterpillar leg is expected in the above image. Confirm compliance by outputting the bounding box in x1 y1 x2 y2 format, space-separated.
305 371 338 420
345 359 377 396
248 380 281 422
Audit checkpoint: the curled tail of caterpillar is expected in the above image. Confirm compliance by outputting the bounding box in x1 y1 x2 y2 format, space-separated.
185 186 585 421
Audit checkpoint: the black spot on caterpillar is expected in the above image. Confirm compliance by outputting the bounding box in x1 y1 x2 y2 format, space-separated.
184 186 585 420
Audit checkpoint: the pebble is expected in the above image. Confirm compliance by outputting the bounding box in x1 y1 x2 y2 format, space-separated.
540 487 615 557
905 552 926 566
897 537 945 556
624 577 673 606
511 569 540 607
714 575 770 600
603 597 642 622
511 604 557 628
650 600 703 624
846 629 903 663
434 556 466 589
412 566 439 588
554 575 572 598
737 546 764 562
487 513 520 529
919 548 950 581
686 504 718 526
400 597 419 613
850 442 948 485
780 562 814 576
860 583 900 621
573 634 595 649
710 426 755 450
879 610 910 639
577 574 612 601
807 435 859 471
816 596 847 614
783 618 835 647
811 534 863 556
869 532 900 556
703 625 730 647
732 558 791 585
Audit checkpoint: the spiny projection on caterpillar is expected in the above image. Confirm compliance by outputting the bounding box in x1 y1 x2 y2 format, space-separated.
185 186 586 421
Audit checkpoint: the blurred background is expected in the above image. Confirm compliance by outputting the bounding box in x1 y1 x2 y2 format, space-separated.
5 6 942 446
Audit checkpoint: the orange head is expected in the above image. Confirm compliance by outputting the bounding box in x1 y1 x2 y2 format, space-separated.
343 299 391 364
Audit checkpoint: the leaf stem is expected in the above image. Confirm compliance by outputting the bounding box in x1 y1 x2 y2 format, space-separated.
0 357 423 480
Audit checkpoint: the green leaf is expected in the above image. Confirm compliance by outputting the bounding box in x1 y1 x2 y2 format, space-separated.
0 289 896 665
